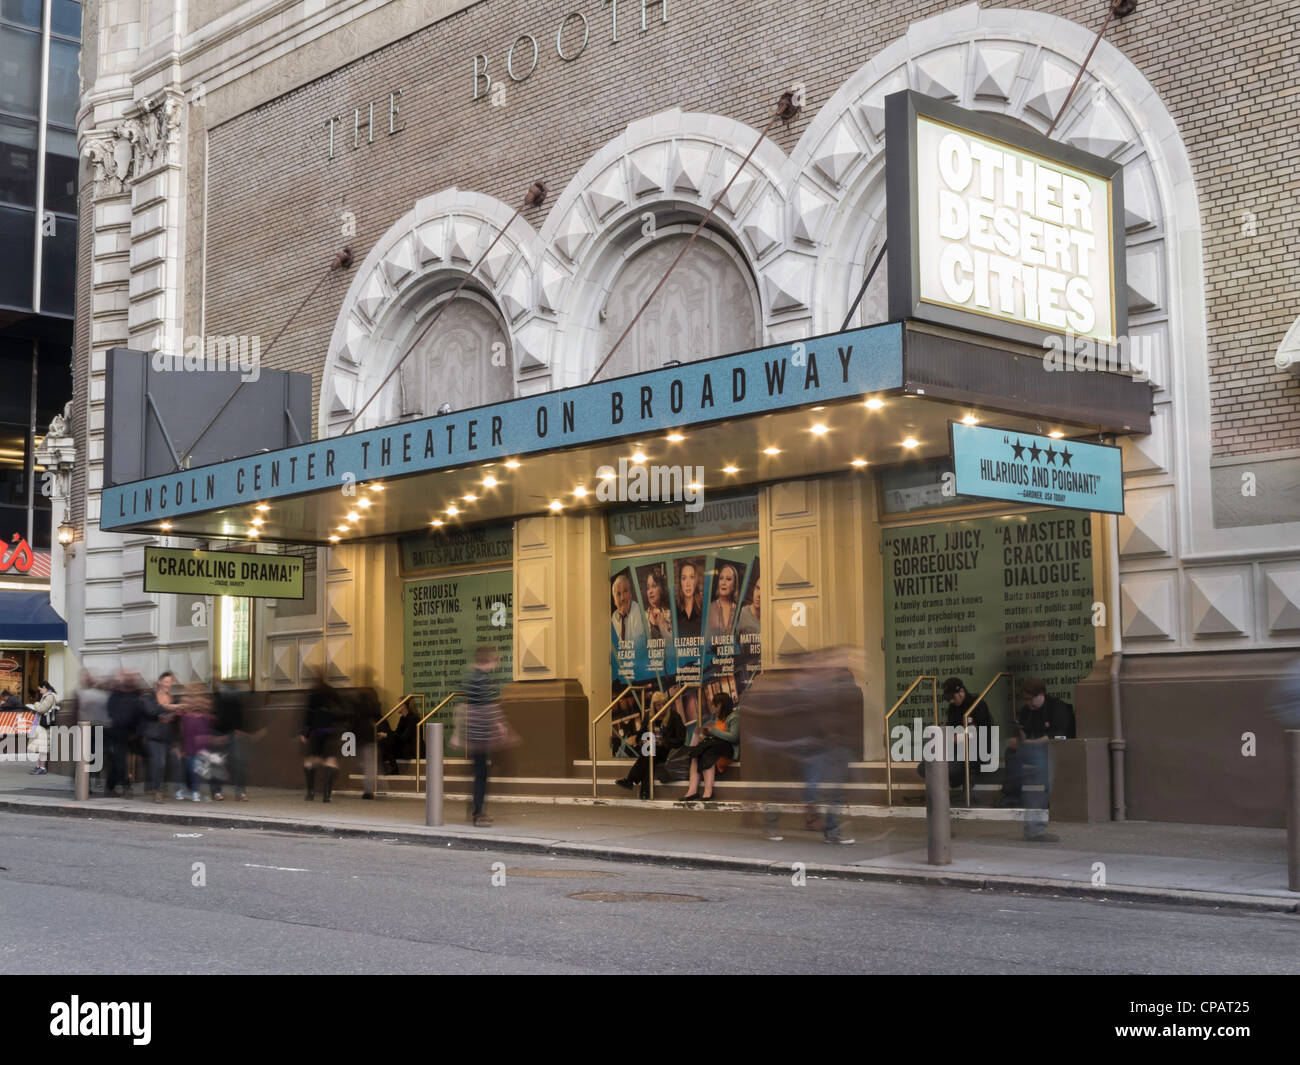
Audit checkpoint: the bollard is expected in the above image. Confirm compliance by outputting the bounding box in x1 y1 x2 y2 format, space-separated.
425 722 443 827
924 750 952 865
365 737 378 798
75 722 90 801
1287 730 1300 893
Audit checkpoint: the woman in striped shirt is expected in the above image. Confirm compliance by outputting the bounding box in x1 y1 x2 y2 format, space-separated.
464 644 506 827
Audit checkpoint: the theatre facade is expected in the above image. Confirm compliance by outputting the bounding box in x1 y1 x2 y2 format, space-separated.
56 0 1300 825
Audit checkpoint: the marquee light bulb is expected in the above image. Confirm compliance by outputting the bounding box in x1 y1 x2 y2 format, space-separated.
902 437 919 449
865 397 884 410
762 447 781 456
504 460 521 469
574 486 588 498
962 414 980 425
549 500 563 511
810 424 828 435
483 476 498 488
722 465 739 475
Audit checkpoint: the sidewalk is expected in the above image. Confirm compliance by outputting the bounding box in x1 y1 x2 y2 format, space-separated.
2 763 1295 913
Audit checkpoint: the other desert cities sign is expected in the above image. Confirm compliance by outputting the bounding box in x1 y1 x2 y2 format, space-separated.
916 116 1116 344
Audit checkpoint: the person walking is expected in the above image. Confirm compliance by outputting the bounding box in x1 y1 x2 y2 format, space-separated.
105 671 144 797
141 672 180 803
300 674 343 802
28 681 58 775
463 644 510 827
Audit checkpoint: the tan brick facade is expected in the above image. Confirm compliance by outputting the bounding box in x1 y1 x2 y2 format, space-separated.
188 0 1299 456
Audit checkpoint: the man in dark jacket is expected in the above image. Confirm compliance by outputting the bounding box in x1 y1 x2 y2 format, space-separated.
105 671 144 797
924 677 993 791
376 697 414 777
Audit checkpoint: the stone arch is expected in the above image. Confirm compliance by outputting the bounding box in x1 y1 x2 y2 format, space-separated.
535 108 797 385
590 221 763 381
320 188 541 436
789 2 1268 647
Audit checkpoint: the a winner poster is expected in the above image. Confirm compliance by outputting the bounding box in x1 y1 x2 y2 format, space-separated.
608 544 761 728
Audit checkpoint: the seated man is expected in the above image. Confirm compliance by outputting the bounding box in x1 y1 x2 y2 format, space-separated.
919 677 993 791
377 701 416 775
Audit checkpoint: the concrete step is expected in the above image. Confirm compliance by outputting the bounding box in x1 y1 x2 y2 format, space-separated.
343 771 1011 804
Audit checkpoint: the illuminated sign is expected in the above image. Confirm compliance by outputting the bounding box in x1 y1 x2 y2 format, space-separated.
101 323 904 531
887 91 1126 348
950 421 1124 515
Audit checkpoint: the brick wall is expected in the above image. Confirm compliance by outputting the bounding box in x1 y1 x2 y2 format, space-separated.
198 0 1300 456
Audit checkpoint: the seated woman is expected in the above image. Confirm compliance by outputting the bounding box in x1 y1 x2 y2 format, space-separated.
681 692 739 802
615 691 686 799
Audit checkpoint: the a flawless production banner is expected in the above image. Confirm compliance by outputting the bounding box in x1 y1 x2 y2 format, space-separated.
883 510 1096 723
403 570 513 750
608 544 761 727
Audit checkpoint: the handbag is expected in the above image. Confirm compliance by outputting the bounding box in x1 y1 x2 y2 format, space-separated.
656 745 692 782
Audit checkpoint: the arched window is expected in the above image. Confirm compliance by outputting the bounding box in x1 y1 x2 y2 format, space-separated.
594 224 760 379
396 290 513 419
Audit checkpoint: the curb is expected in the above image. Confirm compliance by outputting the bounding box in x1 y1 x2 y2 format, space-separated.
2 795 1296 915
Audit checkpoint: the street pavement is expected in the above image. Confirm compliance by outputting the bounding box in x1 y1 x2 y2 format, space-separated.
2 811 1297 974
1 763 1296 910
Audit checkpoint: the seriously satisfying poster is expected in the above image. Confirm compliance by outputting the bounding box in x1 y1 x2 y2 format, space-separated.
608 544 761 731
883 510 1096 727
404 570 513 750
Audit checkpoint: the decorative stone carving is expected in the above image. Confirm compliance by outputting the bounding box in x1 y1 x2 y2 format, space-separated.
82 94 183 196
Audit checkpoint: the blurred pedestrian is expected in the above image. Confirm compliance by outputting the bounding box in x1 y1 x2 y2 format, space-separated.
178 688 217 802
212 684 258 801
300 673 343 802
105 671 144 797
349 667 382 799
1002 677 1074 809
464 644 512 827
742 647 861 844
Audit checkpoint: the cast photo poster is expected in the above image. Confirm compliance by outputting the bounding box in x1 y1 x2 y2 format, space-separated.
609 545 760 734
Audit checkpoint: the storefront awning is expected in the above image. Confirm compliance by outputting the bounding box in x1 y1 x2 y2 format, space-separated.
99 323 1150 545
0 591 68 643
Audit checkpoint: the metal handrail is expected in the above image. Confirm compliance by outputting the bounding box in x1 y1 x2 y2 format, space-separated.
591 685 643 796
374 694 421 733
961 671 1015 808
414 691 465 794
370 694 423 794
883 675 937 807
644 683 695 800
